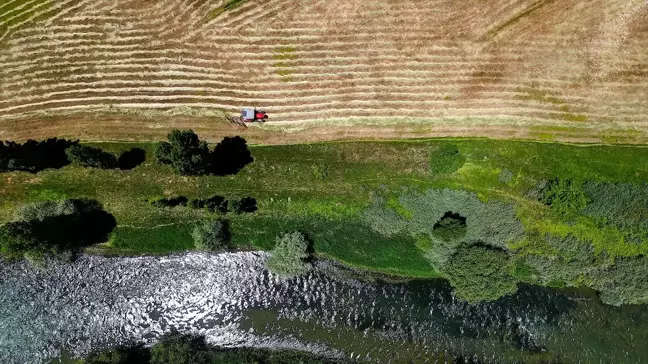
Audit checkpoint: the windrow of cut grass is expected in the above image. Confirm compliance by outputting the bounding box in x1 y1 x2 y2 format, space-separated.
3 138 648 280
0 0 647 139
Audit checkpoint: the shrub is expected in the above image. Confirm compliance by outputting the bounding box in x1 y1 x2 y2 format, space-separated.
192 219 231 251
155 130 209 176
118 148 146 170
66 144 118 169
209 136 254 176
151 196 189 208
228 197 257 214
539 178 587 215
0 199 116 261
430 143 465 174
582 181 648 229
266 232 312 277
189 195 228 213
432 212 467 241
0 138 77 173
593 256 648 306
14 199 76 222
444 243 518 302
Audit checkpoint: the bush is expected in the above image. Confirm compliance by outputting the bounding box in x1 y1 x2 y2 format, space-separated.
192 219 231 251
14 199 76 222
430 144 465 174
582 181 648 229
228 197 257 214
155 130 209 176
0 199 116 261
151 196 189 208
209 136 254 176
118 148 146 170
0 138 77 173
266 232 312 277
189 195 228 213
444 243 518 302
539 178 588 215
66 144 118 169
432 212 467 241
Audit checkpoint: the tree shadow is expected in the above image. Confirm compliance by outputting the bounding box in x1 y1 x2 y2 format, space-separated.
118 148 146 170
209 136 254 176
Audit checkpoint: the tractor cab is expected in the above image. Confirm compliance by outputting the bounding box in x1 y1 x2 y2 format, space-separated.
241 108 268 123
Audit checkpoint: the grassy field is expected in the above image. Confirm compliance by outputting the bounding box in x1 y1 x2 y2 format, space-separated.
0 0 646 141
3 138 648 281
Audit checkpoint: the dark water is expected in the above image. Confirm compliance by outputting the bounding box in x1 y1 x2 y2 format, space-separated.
1 252 647 363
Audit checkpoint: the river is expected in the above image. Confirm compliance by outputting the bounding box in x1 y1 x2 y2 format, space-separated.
1 252 647 363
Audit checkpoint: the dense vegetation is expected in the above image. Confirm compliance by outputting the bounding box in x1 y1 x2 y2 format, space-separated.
0 199 116 261
0 138 77 173
266 232 312 277
3 138 648 304
155 130 252 176
85 332 340 364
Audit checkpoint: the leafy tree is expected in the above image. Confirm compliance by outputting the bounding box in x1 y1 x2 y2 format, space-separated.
539 178 588 215
192 219 231 251
444 243 518 302
66 144 118 169
209 136 254 176
430 144 465 174
118 148 146 170
155 130 209 176
0 138 77 173
86 343 150 364
432 212 467 241
0 199 116 261
150 333 209 364
266 232 312 277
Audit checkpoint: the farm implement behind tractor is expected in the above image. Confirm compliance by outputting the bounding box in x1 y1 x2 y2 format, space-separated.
230 108 268 127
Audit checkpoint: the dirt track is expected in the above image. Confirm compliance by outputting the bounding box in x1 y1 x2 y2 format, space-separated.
0 0 647 143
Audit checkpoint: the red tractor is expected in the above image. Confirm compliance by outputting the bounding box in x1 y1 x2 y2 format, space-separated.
231 108 268 127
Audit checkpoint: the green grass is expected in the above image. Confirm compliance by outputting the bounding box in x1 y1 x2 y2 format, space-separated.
206 0 249 20
0 0 57 41
3 138 648 279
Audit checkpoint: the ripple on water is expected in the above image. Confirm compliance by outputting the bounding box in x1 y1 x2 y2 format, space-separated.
0 252 647 364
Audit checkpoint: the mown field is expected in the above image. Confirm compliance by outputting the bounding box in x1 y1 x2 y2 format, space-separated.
0 0 647 142
3 138 648 303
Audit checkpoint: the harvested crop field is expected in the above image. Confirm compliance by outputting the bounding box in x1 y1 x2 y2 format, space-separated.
1 0 647 142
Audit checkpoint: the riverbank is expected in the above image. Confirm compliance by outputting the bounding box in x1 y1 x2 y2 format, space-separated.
3 138 648 302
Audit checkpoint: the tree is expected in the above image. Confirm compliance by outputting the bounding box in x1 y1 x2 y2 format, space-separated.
444 243 518 302
192 219 231 251
265 232 312 277
209 136 254 176
0 138 77 173
66 144 118 169
432 211 467 241
150 333 209 364
155 130 209 176
228 197 257 214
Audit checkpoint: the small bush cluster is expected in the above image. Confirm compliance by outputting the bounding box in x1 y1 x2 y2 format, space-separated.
266 232 312 277
151 195 257 214
0 138 77 173
432 212 467 241
86 332 336 364
67 145 146 170
430 143 466 174
192 219 231 251
0 199 116 261
155 130 253 176
444 243 518 302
